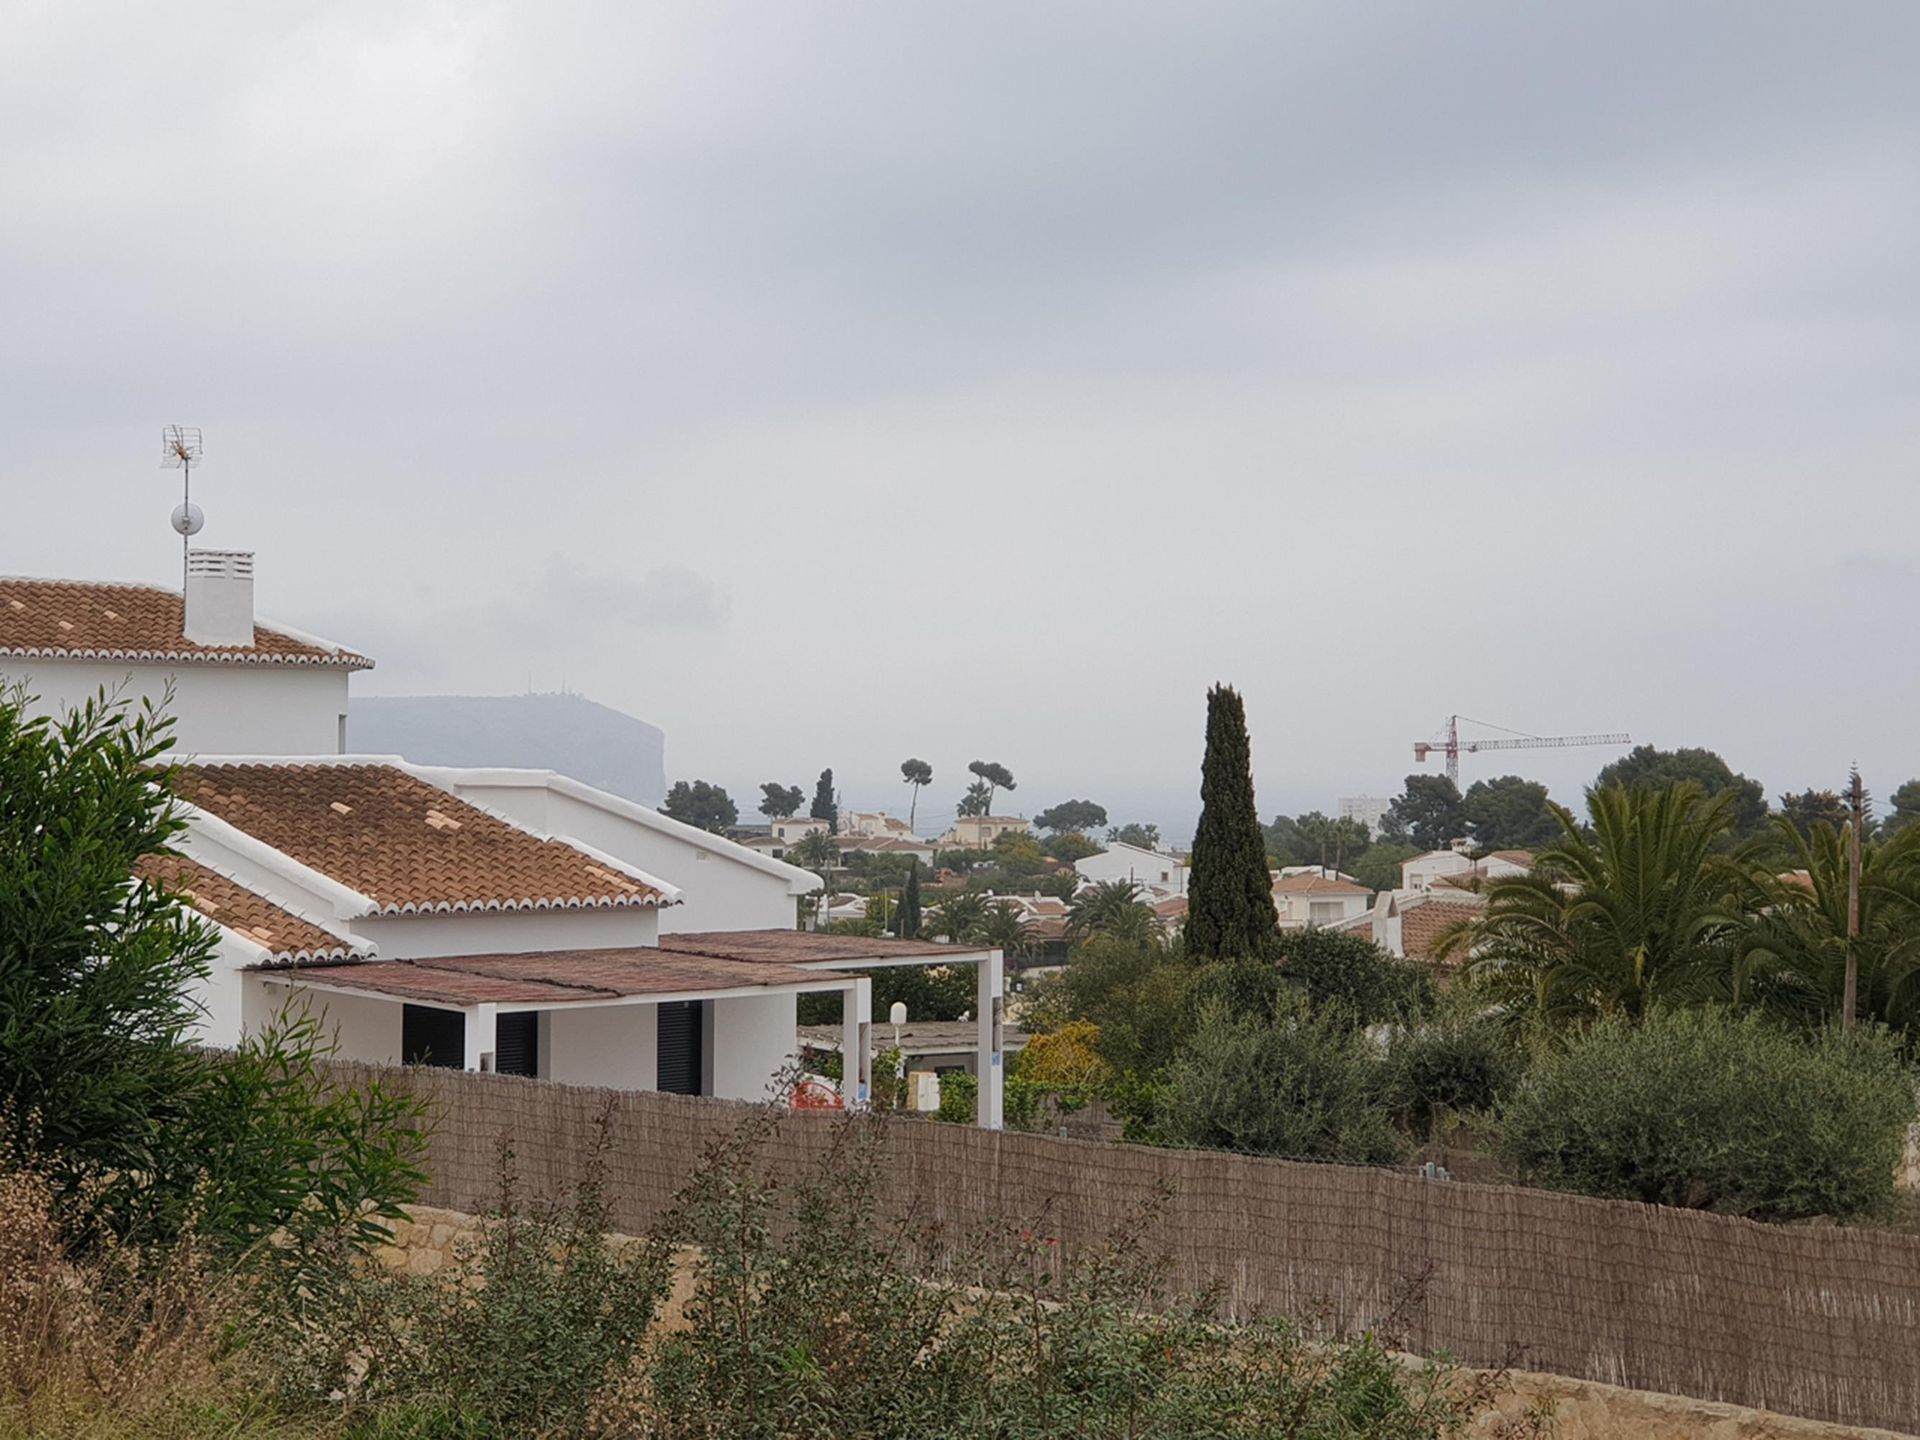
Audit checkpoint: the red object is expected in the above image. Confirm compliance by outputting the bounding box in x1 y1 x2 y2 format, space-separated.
791 1078 845 1110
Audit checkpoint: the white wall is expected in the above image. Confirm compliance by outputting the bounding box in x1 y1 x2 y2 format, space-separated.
245 976 405 1062
544 1004 658 1089
1075 844 1188 895
2 658 350 756
184 931 256 1046
354 906 658 959
449 781 803 933
1402 851 1472 892
710 992 798 1102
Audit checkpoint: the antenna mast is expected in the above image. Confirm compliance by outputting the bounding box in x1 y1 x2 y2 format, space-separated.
161 425 205 588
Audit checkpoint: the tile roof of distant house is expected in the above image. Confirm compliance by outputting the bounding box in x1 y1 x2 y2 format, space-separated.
171 762 671 914
135 851 370 962
1485 850 1536 865
0 578 372 669
1270 872 1370 896
1401 895 1482 964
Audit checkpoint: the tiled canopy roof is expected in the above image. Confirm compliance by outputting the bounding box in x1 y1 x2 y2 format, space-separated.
171 762 668 914
0 578 372 669
135 852 367 962
660 930 980 966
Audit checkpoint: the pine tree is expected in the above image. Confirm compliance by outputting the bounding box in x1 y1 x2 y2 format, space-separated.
810 768 838 833
899 861 922 940
1187 684 1280 962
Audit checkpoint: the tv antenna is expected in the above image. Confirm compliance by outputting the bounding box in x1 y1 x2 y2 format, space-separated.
162 426 204 586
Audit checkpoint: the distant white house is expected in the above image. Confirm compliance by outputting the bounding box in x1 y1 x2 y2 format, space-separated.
1075 841 1189 896
771 815 830 844
1401 847 1534 893
937 815 1032 850
1271 871 1372 928
0 561 370 755
1338 795 1392 840
839 810 919 841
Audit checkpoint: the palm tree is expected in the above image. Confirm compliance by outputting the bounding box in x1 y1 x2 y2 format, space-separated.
1066 879 1163 946
789 830 841 873
929 890 991 944
1439 783 1749 1026
1734 817 1920 1029
979 900 1034 960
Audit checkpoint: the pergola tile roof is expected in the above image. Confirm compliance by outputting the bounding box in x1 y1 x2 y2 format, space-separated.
171 762 668 914
0 578 371 669
659 930 979 966
135 852 367 962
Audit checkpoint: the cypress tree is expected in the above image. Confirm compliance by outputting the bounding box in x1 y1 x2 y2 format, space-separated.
810 768 838 832
1186 683 1280 962
899 861 922 940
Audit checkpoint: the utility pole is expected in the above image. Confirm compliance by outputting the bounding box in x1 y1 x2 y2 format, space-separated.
1843 766 1867 1030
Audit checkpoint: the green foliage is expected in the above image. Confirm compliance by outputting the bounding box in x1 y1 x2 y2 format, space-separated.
955 781 992 817
1028 936 1194 1075
1595 744 1768 838
1274 928 1434 1028
979 900 1034 959
1350 841 1420 895
1265 810 1370 871
1450 783 1748 1026
928 889 990 943
1106 821 1161 849
1386 1011 1525 1139
1042 830 1101 863
1151 998 1405 1164
661 779 738 833
810 769 837 829
1186 685 1280 962
966 758 1016 814
757 782 804 820
1461 775 1558 851
1775 787 1848 838
0 687 212 1192
934 1069 977 1124
1384 774 1464 851
788 829 841 872
989 828 1051 879
1887 778 1920 836
1066 879 1163 946
932 846 992 873
1033 799 1107 834
899 757 932 828
1491 1008 1915 1221
899 860 922 940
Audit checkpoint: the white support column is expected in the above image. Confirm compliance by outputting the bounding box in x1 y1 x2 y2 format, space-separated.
464 1002 498 1072
841 976 872 1108
976 949 1004 1130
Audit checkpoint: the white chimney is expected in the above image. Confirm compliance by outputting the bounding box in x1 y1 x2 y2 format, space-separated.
183 549 256 647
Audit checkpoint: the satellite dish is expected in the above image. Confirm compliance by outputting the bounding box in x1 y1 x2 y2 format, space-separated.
171 502 205 536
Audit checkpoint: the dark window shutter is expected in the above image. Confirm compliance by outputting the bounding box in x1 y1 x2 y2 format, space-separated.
494 1011 539 1077
402 1005 465 1069
657 1001 705 1095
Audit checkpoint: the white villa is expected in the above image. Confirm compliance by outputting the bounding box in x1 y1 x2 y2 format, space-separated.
1400 845 1534 892
1270 870 1372 928
0 558 1010 1126
1074 840 1188 896
936 815 1032 850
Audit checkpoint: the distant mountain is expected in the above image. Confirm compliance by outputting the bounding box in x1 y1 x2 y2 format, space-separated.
348 693 666 806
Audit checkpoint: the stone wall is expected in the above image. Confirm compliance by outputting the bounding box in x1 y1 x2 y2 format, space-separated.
375 1205 1915 1440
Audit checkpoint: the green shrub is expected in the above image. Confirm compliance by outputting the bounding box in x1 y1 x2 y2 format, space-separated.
1151 998 1404 1164
1492 1007 1916 1220
1386 1012 1525 1139
1027 936 1195 1074
1274 927 1434 1027
935 1070 978 1124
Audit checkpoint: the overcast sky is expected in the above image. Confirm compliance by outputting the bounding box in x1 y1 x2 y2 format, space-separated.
4 2 1917 838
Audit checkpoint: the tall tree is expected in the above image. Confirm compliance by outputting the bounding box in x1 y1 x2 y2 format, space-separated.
899 758 933 829
1385 774 1466 851
1033 799 1108 834
967 760 1017 814
1461 775 1558 851
1441 783 1747 1026
1270 810 1371 871
810 768 838 832
1595 745 1768 837
758 782 804 820
1186 684 1280 962
662 780 738 833
1107 822 1161 849
955 780 993 817
1886 779 1920 836
1776 788 1849 839
789 829 841 872
1066 879 1162 945
898 860 922 940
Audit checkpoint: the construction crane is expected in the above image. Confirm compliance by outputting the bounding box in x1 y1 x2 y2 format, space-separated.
1413 715 1631 785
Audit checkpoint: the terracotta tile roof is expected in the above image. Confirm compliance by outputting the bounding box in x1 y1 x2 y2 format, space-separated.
1485 850 1536 866
1402 896 1483 965
283 948 851 1006
661 930 982 966
1271 872 1371 896
171 763 668 914
135 852 368 962
0 578 371 669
